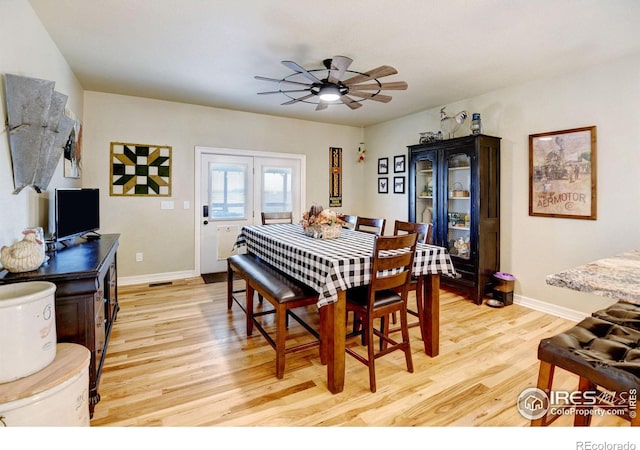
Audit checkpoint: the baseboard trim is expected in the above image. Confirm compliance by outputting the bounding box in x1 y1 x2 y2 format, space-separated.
118 270 197 287
514 294 589 322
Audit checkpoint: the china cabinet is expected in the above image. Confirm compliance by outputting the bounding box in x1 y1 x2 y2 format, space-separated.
408 134 500 304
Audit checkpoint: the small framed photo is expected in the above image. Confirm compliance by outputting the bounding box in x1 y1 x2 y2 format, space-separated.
378 157 388 174
393 176 405 194
378 177 388 194
394 155 406 173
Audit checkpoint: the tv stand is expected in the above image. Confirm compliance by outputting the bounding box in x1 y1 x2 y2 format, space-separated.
0 234 119 418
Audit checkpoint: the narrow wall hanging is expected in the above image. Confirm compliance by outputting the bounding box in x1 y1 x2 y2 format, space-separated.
329 147 342 207
110 142 172 196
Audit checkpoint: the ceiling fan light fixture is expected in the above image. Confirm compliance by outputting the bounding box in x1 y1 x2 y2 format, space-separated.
318 85 341 102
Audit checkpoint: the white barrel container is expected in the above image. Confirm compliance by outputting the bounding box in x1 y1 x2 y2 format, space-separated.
0 281 57 383
0 343 90 426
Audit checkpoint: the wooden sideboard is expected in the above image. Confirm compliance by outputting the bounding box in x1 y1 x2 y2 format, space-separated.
0 234 119 417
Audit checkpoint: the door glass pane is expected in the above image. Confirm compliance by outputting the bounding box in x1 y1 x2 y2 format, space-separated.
209 163 247 219
262 167 292 213
416 156 435 235
447 153 471 259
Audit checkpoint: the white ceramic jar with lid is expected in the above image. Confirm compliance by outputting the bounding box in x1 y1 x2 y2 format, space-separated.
0 281 57 383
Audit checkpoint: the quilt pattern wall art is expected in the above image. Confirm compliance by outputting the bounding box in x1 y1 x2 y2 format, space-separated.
110 142 172 196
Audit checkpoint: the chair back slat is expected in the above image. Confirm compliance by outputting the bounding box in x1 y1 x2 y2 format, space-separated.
261 212 293 225
355 217 386 236
393 220 432 244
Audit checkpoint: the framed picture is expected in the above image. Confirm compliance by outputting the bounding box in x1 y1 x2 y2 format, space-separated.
393 176 405 194
110 142 172 196
394 155 406 173
378 177 388 194
378 157 388 174
529 126 597 220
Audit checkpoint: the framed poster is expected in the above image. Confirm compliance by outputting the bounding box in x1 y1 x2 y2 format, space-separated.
529 126 596 219
110 142 172 196
378 177 388 194
393 176 405 194
378 157 388 174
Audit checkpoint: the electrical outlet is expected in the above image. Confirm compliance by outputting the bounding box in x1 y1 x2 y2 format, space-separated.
135 252 143 262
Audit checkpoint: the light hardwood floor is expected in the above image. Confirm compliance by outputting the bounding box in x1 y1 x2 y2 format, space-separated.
90 277 627 427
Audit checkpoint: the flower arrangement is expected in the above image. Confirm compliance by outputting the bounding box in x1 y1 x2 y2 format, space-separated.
301 204 344 239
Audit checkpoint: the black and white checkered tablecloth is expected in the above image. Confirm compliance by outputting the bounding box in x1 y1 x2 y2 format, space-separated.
235 223 457 308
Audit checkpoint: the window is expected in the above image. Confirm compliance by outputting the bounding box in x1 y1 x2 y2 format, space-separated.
209 164 247 219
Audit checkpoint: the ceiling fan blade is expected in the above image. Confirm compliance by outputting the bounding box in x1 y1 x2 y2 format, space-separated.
281 94 315 105
340 95 363 110
348 81 408 91
281 60 323 84
254 76 312 87
316 101 329 111
342 66 398 86
258 89 311 95
327 55 353 84
348 90 393 103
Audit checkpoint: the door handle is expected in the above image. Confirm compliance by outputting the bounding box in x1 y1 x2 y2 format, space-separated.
203 205 208 217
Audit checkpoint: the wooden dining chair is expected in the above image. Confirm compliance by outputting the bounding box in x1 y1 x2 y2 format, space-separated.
389 220 433 348
345 233 417 393
261 211 293 225
355 216 386 236
341 214 357 230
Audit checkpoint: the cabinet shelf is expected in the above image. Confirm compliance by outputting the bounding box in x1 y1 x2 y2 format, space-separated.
449 166 470 171
449 226 470 231
449 196 470 200
418 195 433 199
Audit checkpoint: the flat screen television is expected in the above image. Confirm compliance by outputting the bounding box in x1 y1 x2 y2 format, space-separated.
53 188 100 241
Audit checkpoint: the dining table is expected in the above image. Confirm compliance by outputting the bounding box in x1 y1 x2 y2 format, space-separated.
546 249 640 305
234 223 457 394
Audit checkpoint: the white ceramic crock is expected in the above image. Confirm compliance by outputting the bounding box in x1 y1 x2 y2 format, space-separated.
0 281 57 383
0 343 90 426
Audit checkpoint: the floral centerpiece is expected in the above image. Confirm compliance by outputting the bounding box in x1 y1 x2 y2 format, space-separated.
301 204 345 239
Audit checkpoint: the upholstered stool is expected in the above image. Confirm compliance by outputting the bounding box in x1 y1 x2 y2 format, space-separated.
591 301 640 331
532 316 640 426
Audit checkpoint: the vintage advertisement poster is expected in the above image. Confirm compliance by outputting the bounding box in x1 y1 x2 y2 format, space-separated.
329 147 342 207
529 126 596 220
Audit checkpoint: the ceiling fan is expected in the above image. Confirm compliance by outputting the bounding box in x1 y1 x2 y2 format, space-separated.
255 56 408 111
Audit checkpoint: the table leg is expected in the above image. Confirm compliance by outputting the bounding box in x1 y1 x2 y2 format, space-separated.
320 290 346 394
422 273 440 357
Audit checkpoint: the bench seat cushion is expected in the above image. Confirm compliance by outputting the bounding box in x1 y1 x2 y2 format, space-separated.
229 254 317 303
592 301 640 331
538 316 640 392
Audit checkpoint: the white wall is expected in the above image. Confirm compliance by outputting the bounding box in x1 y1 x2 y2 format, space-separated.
82 92 363 278
0 0 83 251
364 53 640 315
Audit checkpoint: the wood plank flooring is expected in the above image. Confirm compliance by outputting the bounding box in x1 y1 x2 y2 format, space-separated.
90 277 628 427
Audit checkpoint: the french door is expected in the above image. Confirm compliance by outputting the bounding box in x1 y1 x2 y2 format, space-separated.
196 148 304 274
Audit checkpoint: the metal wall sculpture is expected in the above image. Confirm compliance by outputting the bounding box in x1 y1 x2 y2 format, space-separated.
3 74 75 194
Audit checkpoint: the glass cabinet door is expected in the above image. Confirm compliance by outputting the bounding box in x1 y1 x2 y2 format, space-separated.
414 153 436 237
446 152 471 259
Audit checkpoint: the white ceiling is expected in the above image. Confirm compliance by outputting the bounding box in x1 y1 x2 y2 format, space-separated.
28 0 640 128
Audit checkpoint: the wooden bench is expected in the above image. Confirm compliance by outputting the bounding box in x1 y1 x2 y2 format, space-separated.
227 253 322 378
